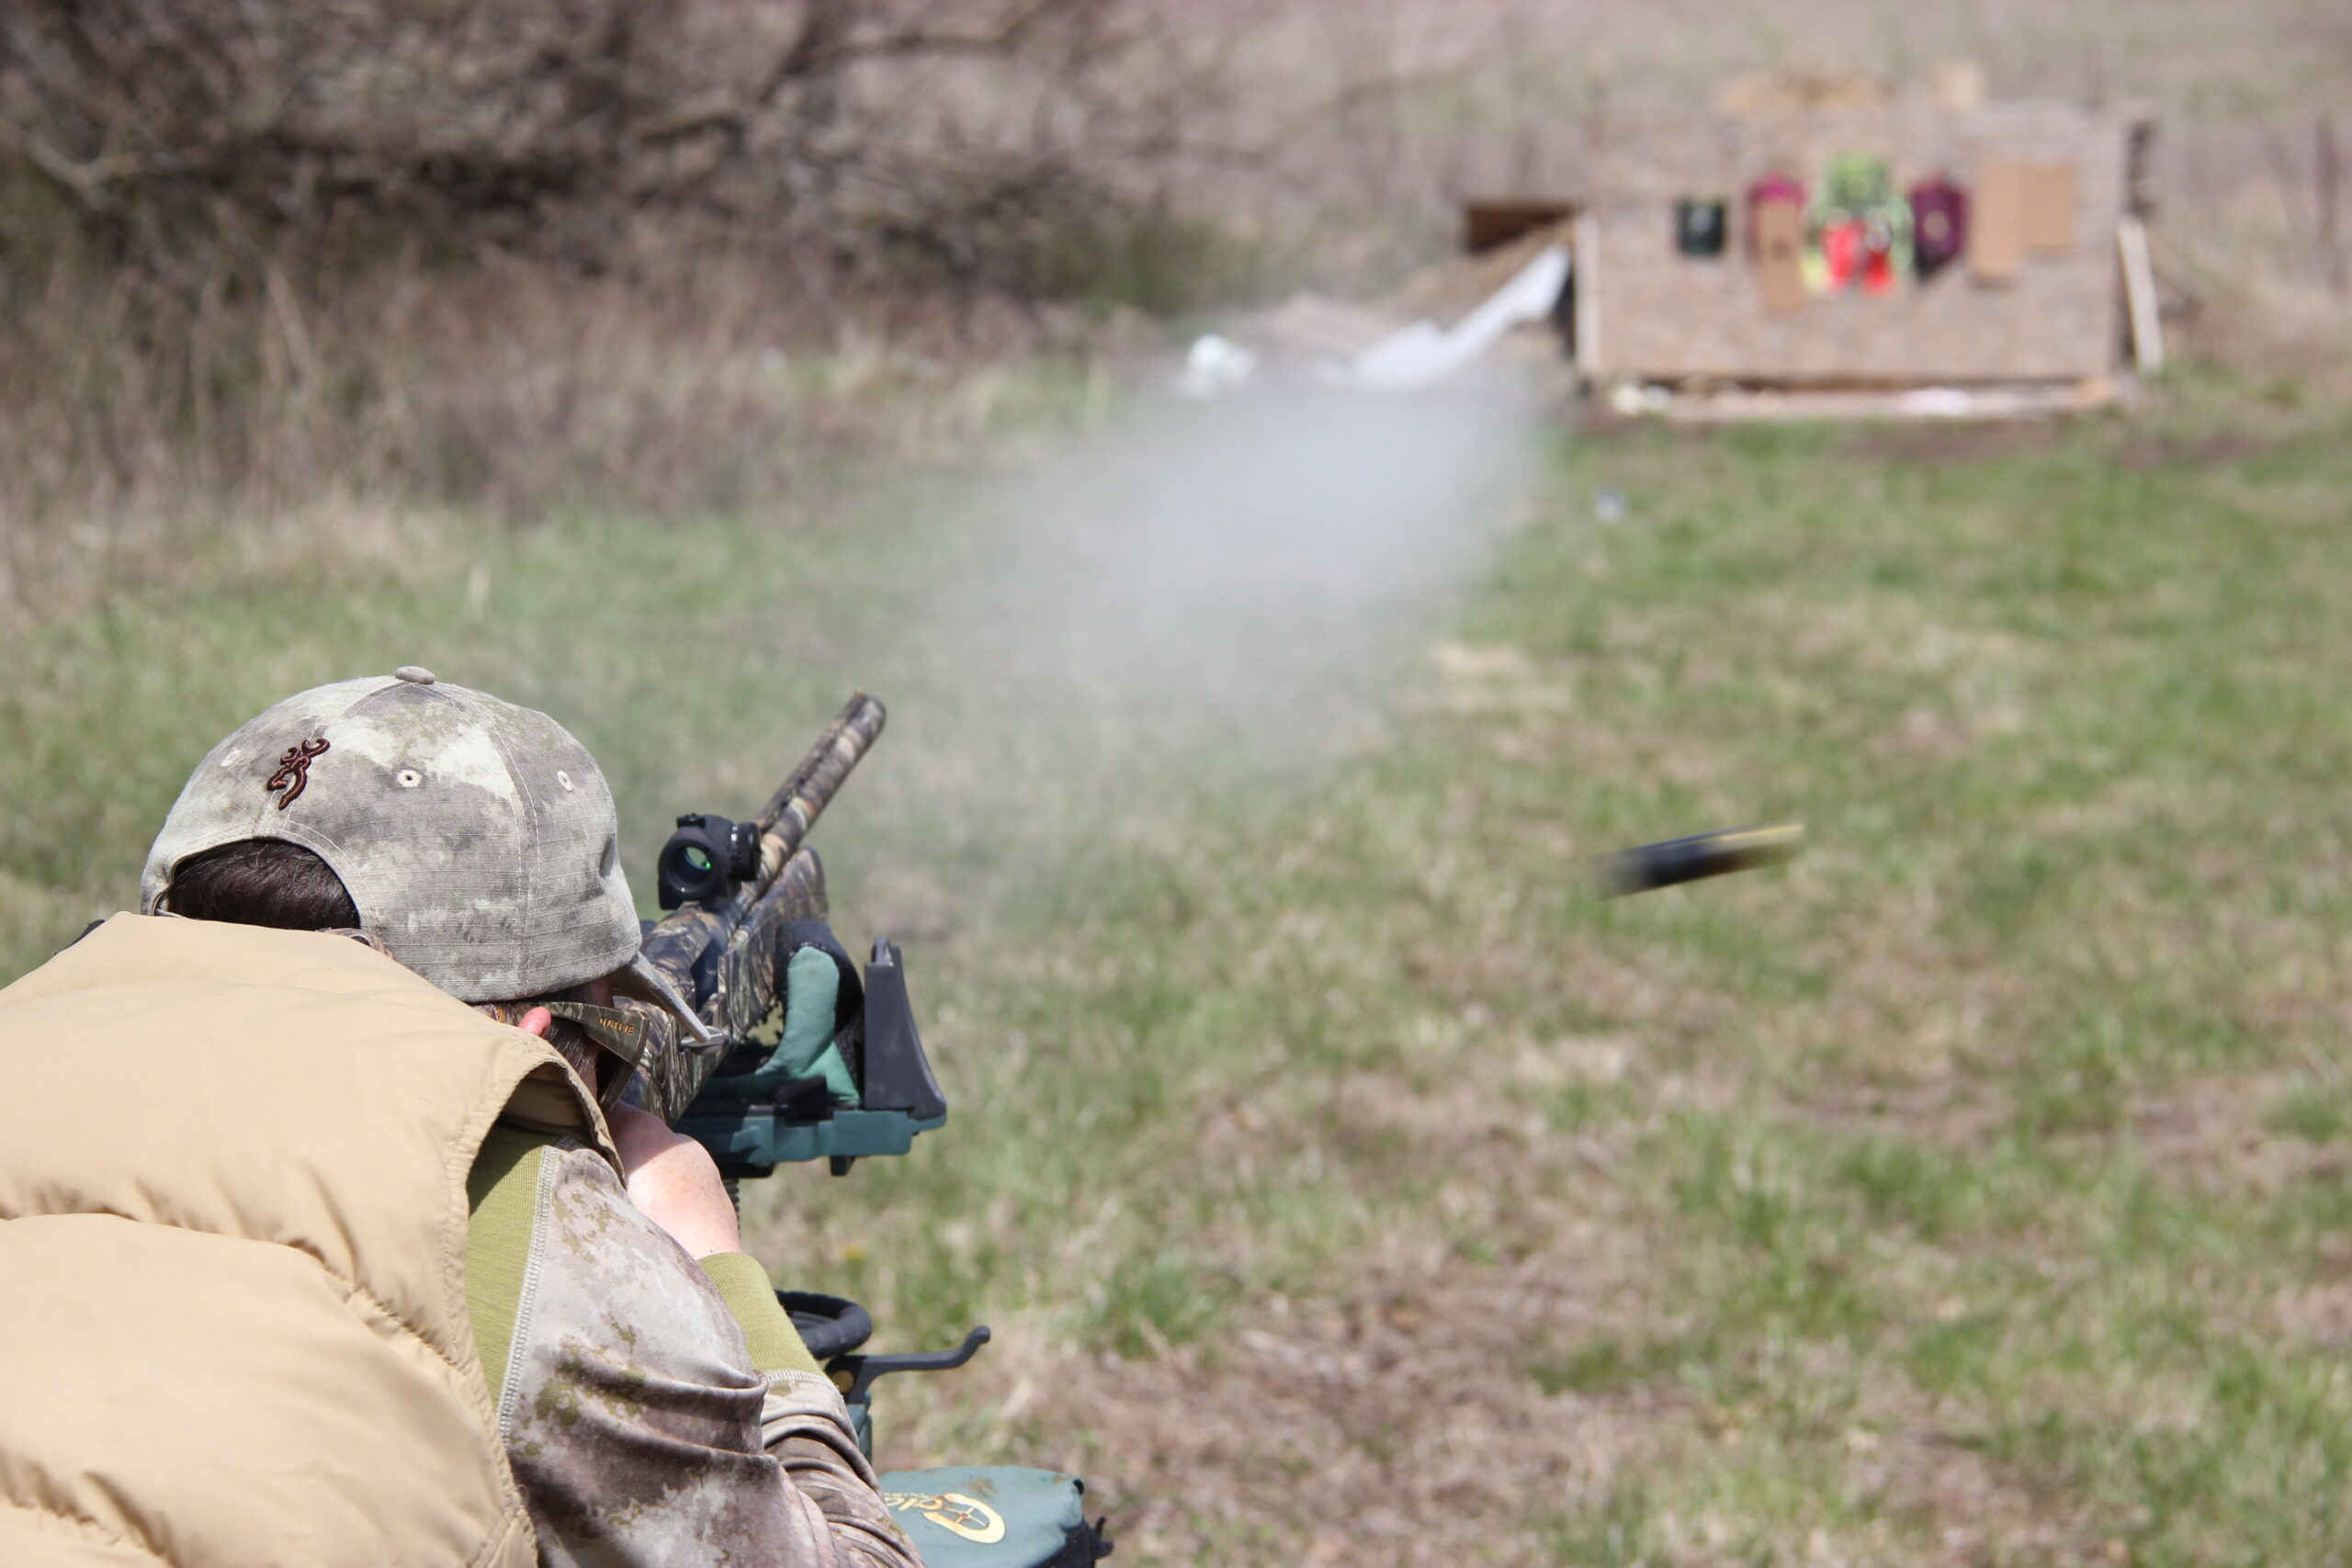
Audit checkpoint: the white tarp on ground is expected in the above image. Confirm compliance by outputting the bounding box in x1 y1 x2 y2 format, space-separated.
1342 244 1570 392
1180 240 1573 399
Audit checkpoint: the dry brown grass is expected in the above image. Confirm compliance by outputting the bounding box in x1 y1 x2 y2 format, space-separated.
5 0 2348 621
0 237 1171 615
0 0 1237 609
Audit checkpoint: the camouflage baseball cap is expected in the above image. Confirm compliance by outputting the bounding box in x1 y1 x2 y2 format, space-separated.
141 669 702 1032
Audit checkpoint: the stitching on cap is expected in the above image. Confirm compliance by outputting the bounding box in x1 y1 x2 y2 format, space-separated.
470 690 539 987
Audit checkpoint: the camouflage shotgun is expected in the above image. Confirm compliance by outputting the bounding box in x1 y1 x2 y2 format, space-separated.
556 693 1104 1543
631 693 948 1176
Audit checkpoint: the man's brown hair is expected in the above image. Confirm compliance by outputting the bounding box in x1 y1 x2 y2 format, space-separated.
164 838 604 1087
164 840 360 931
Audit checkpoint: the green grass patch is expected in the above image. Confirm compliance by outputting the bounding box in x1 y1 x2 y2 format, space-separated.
9 375 2352 1562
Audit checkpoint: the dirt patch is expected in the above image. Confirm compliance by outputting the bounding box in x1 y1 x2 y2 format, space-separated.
969 1231 2120 1566
1838 421 2075 468
2113 432 2278 471
1843 422 2280 475
1878 1427 2098 1567
1031 1242 1693 1566
2131 1074 2344 1201
2269 1280 2352 1347
1792 1071 2015 1155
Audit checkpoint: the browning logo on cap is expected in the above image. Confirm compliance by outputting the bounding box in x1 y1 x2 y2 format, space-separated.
142 672 683 1016
265 739 330 810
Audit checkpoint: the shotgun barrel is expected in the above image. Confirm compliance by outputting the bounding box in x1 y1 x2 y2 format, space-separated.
634 694 888 1118
750 694 888 885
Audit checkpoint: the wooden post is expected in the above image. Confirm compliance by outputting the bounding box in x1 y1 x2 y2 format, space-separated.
1573 210 1600 380
2321 117 2344 295
2118 216 2164 377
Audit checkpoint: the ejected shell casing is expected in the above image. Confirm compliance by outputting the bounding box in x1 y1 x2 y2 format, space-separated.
1602 822 1804 896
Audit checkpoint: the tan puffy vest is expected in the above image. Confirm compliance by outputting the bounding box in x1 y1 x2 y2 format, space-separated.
0 915 612 1567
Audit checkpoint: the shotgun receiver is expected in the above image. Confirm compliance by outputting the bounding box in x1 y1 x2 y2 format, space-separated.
633 693 947 1179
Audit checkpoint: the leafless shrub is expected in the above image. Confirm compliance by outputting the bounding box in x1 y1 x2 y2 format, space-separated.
0 224 1135 597
0 0 1252 595
7 0 2350 613
0 0 1233 286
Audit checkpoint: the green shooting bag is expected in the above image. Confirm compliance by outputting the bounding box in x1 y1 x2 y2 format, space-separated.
875 1467 1111 1568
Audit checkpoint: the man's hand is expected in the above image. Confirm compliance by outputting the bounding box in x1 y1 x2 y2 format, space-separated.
517 1004 745 1258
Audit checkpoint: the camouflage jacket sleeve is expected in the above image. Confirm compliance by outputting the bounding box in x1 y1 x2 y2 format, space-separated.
491 1139 921 1568
762 1375 927 1568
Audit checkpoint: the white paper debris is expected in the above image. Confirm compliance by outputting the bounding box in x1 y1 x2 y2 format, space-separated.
1176 333 1258 399
1344 245 1570 392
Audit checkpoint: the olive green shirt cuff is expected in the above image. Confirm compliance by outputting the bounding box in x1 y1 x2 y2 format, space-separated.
697 1251 823 1377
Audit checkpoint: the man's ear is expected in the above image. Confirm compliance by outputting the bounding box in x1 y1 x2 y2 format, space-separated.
470 999 554 1039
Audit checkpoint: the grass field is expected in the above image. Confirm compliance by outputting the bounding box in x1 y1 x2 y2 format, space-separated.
6 363 2350 1565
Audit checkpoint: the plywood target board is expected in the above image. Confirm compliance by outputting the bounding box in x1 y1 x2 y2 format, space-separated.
1585 101 2134 383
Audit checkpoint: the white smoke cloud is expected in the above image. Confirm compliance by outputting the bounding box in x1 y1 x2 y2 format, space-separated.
828 379 1544 925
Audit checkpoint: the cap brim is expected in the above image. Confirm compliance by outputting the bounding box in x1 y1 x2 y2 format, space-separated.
616 951 725 1048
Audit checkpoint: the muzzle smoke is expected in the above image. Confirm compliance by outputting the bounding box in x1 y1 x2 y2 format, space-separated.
828 380 1544 922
